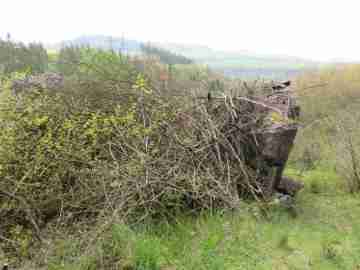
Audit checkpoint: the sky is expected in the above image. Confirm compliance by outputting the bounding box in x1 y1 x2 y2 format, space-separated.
1 0 360 62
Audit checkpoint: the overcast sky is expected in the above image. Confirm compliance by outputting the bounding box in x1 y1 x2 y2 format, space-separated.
1 0 359 61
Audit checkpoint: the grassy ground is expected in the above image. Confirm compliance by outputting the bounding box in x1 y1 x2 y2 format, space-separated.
27 167 359 270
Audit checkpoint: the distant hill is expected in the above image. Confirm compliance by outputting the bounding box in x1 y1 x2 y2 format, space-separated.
47 35 321 79
156 42 320 79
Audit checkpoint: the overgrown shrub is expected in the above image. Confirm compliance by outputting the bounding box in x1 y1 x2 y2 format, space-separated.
0 48 303 264
1 49 268 258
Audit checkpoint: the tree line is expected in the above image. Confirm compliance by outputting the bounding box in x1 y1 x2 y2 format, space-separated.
140 43 193 65
0 36 48 74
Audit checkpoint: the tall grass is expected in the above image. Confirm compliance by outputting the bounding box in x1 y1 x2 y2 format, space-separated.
24 182 360 270
290 64 360 192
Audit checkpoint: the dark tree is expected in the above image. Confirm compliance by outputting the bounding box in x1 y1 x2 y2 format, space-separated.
0 38 48 74
56 45 82 75
140 43 193 65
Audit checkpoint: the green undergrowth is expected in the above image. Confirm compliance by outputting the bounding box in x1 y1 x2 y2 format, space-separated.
12 168 360 270
285 166 342 195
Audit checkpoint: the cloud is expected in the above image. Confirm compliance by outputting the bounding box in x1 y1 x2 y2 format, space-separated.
1 0 360 61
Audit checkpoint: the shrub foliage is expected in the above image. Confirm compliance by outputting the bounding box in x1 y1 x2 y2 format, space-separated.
0 50 266 253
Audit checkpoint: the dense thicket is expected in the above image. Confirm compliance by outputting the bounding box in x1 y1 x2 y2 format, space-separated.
0 42 321 265
0 49 263 258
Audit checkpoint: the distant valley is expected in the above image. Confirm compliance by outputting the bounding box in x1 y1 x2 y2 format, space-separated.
48 35 321 79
